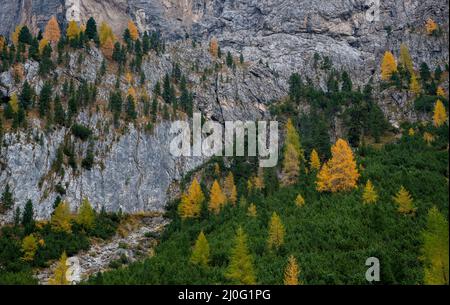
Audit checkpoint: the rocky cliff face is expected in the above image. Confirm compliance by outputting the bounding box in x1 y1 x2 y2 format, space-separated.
0 0 448 221
1 0 448 83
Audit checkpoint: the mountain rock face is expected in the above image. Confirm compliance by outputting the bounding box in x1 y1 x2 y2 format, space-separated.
0 0 448 220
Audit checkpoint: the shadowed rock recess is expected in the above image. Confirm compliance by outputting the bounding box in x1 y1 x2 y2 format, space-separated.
0 0 448 221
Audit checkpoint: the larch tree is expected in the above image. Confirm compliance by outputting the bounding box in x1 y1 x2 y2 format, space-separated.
410 73 421 95
362 180 378 204
102 37 114 60
99 21 115 46
423 132 435 145
309 149 321 171
178 178 204 219
66 20 80 40
436 86 446 98
420 206 449 285
51 201 72 233
295 194 305 207
425 18 438 35
21 234 38 261
209 180 226 214
39 38 49 54
223 172 238 205
43 16 61 43
316 139 360 192
281 144 300 186
49 252 69 285
247 203 257 217
76 198 95 230
284 255 301 285
225 227 256 284
11 24 23 46
8 93 19 114
190 230 210 266
433 100 447 127
128 20 139 41
381 51 397 81
393 186 416 215
399 43 414 76
267 212 285 250
209 37 219 58
408 128 415 136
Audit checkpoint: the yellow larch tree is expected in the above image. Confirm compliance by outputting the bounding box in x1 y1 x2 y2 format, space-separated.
410 73 421 95
76 198 95 229
284 255 301 285
51 201 72 233
128 20 139 41
9 93 19 114
223 172 238 205
295 194 305 207
49 252 69 285
225 227 256 284
39 38 49 54
0 36 5 50
281 144 300 186
21 234 38 261
425 18 438 35
102 37 114 60
393 186 416 215
436 86 446 98
190 230 210 266
420 206 449 285
381 51 397 81
399 43 414 76
178 178 204 219
362 180 378 204
433 100 447 127
267 212 285 250
99 21 115 46
316 138 360 192
423 132 435 145
309 149 321 171
66 20 80 40
209 180 226 214
11 24 23 46
247 203 257 217
44 16 61 43
408 128 415 136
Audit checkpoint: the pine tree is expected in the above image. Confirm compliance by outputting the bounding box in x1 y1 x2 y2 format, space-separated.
410 73 421 95
22 199 35 234
309 149 321 171
49 252 69 285
393 186 416 215
39 82 52 117
247 203 257 217
223 172 238 205
53 95 66 125
267 212 285 250
190 231 210 266
209 37 218 58
226 51 233 67
421 206 449 285
362 180 378 204
18 26 32 45
433 99 447 127
295 194 305 207
44 16 61 43
66 20 80 41
21 234 38 261
51 201 72 233
1 184 14 211
316 139 360 192
284 255 301 285
76 198 95 229
85 17 98 41
399 43 414 76
209 180 226 214
128 20 139 41
20 80 33 109
381 51 397 81
225 227 256 284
